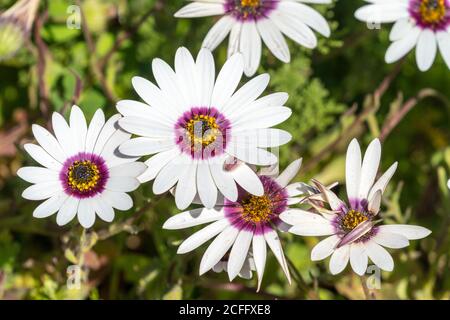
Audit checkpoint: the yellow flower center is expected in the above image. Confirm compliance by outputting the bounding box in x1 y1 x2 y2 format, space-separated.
185 114 221 149
341 210 368 231
420 0 446 24
241 0 260 8
67 160 101 193
241 194 273 223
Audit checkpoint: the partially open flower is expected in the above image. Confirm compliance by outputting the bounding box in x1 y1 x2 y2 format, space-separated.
281 138 431 275
0 0 40 62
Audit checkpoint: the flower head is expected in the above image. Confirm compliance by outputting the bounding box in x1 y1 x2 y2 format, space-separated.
117 47 292 210
355 0 450 71
281 138 431 275
0 0 40 61
163 159 317 290
17 106 146 228
174 0 332 76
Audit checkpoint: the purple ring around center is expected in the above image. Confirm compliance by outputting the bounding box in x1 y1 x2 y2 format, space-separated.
224 0 279 22
59 152 109 199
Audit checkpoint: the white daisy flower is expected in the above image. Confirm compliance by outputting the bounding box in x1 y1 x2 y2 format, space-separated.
174 0 332 76
117 47 292 210
162 159 331 290
17 105 146 229
355 0 450 71
280 138 431 275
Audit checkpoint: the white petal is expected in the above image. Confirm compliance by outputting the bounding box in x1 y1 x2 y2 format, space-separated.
278 1 330 37
52 112 76 157
280 209 326 225
32 192 68 218
93 197 115 223
106 176 140 192
163 208 225 230
416 29 437 72
227 144 278 166
437 31 450 69
350 243 368 276
22 181 62 200
56 197 79 226
152 157 185 194
232 106 292 131
389 18 412 41
177 219 230 254
174 160 198 210
311 235 340 261
197 161 218 208
229 163 264 196
209 158 238 202
329 245 350 275
174 2 225 18
240 21 262 76
288 218 335 236
101 190 133 211
202 15 234 51
368 190 382 214
368 162 398 200
377 224 431 240
211 53 244 110
359 138 381 199
252 231 267 291
23 144 62 171
270 12 317 48
17 167 58 184
119 138 175 157
228 23 242 57
346 138 362 202
85 109 106 154
199 224 240 275
257 18 290 63
92 114 122 155
69 106 88 153
365 241 394 271
354 3 409 23
228 228 254 281
138 148 181 183
196 48 216 106
264 227 291 284
78 198 96 229
175 47 199 106
109 162 147 178
373 231 409 248
385 27 421 63
118 117 173 138
31 124 66 162
232 128 292 148
275 158 302 187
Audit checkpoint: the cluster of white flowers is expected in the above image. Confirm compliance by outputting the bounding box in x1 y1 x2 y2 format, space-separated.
16 0 439 291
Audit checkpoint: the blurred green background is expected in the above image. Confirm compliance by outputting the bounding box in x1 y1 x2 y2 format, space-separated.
0 0 449 300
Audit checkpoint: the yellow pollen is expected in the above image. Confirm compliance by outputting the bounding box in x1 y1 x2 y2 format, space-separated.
341 210 368 231
185 114 221 149
420 0 446 24
241 0 260 8
67 160 100 193
241 194 272 223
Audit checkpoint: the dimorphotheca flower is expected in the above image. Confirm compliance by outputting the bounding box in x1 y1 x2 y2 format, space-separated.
17 106 146 228
117 47 292 210
163 159 311 290
355 0 450 71
174 0 332 76
0 0 40 61
280 139 431 275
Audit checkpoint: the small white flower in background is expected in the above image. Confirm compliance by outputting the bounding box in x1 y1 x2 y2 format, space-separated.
163 159 317 290
355 0 450 71
174 0 332 76
17 106 146 228
280 138 431 275
117 47 292 210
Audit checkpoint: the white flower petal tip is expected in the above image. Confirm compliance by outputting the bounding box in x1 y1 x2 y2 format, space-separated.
379 225 431 240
